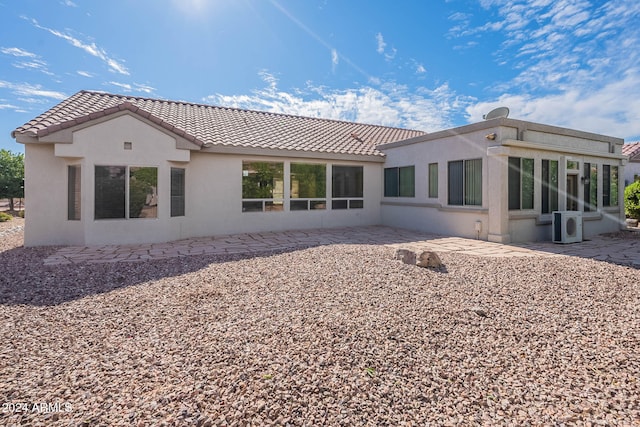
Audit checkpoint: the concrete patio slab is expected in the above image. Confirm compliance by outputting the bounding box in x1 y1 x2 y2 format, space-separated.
42 226 640 268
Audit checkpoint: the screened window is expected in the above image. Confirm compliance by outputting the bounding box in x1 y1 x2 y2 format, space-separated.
95 166 158 220
242 161 284 212
67 165 81 220
603 165 619 207
171 168 185 217
290 163 326 210
428 163 438 198
583 163 597 212
384 166 415 197
541 159 559 214
448 159 482 206
508 157 534 210
332 165 363 209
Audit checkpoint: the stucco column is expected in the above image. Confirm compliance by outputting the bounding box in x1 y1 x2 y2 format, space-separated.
486 146 510 243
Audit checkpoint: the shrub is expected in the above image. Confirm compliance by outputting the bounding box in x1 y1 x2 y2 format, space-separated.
18 210 24 218
624 181 640 220
0 212 12 222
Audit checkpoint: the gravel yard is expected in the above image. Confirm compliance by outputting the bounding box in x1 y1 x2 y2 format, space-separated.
1 219 639 426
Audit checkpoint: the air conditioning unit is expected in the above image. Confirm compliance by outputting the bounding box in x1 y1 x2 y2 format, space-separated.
552 211 583 244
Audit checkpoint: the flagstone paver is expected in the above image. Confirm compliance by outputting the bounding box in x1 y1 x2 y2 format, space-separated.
42 226 640 267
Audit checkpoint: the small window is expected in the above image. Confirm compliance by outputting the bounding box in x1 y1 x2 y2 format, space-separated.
508 157 534 210
448 159 482 206
384 166 415 197
541 159 558 214
129 167 158 219
428 163 438 198
603 165 619 207
242 161 284 212
290 163 326 211
67 165 81 220
583 163 597 212
332 165 363 209
171 168 185 217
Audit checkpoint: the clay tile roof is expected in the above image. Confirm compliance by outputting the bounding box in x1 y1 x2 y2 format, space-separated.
12 90 426 157
622 141 640 160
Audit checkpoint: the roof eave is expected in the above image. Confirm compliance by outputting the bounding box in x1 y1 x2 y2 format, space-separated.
200 145 386 162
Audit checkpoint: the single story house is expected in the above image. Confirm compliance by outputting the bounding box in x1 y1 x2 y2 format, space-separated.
12 90 627 246
622 142 640 187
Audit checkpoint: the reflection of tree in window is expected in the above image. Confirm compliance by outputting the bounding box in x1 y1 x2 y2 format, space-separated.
130 167 158 218
242 162 284 199
291 163 326 198
542 159 558 214
94 165 157 219
242 161 284 212
290 163 326 210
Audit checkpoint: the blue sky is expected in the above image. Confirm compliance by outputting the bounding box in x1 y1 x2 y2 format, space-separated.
1 0 640 153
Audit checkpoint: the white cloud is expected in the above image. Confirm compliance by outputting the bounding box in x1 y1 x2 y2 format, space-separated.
27 18 129 75
416 63 427 74
0 103 21 110
451 0 640 140
1 47 37 58
466 68 640 140
77 70 94 77
2 47 53 75
61 0 77 6
375 32 397 61
331 49 339 71
204 71 468 132
107 81 156 94
376 32 386 54
0 80 66 100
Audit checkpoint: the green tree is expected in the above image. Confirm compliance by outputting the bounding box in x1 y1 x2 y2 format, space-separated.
624 181 640 220
0 149 24 211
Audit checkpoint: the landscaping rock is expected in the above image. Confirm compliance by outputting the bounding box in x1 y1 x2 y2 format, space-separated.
1 225 640 425
416 250 443 268
394 248 416 265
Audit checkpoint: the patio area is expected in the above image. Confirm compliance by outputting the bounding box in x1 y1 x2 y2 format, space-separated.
42 225 640 267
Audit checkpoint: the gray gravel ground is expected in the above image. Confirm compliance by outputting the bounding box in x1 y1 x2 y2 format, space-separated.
1 218 639 426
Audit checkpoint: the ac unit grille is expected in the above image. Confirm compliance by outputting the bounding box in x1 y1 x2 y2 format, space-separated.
552 211 583 244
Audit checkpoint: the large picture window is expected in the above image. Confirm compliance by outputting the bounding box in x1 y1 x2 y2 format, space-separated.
67 165 81 221
603 165 619 207
242 161 284 212
508 157 534 210
541 159 559 214
332 165 363 209
95 166 157 220
384 166 415 197
290 163 326 211
171 168 185 217
448 159 482 206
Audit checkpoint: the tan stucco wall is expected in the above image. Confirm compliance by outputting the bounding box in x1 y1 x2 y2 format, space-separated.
379 126 492 240
23 113 382 246
380 122 626 243
24 144 84 246
182 153 382 239
22 113 626 246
